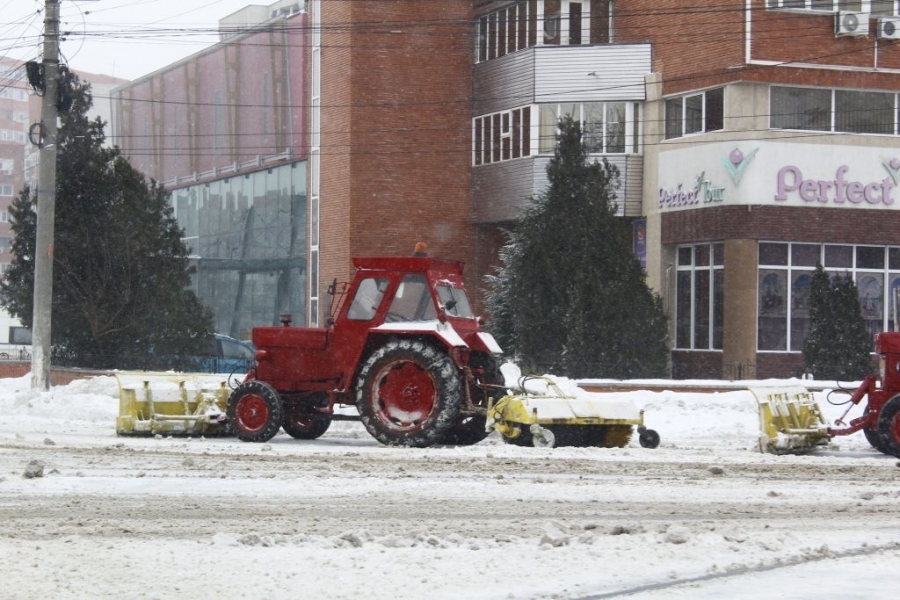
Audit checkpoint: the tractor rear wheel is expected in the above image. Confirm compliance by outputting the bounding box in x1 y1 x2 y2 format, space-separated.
877 395 900 458
355 339 462 447
282 405 332 440
228 381 283 443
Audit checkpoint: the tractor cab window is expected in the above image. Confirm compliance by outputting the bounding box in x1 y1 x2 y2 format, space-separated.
348 277 388 321
387 274 438 322
437 284 474 318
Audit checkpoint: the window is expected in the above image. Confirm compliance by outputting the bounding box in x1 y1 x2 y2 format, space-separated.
0 88 27 102
476 1 535 62
835 90 894 135
387 274 437 322
872 0 900 15
0 236 10 253
0 129 26 143
771 86 899 135
0 185 14 197
473 106 531 165
583 102 625 153
538 101 640 154
348 277 388 321
758 243 900 352
664 88 724 140
0 159 13 174
475 1 613 63
1 211 8 223
436 285 474 318
675 243 724 350
214 90 224 154
9 326 32 345
766 0 864 9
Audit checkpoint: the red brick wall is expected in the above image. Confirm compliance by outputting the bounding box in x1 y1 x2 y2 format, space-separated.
618 0 746 94
319 1 475 302
756 352 805 379
670 350 723 379
319 0 355 295
662 205 900 246
618 0 900 95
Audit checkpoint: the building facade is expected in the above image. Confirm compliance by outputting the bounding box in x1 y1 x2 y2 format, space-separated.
111 0 900 378
112 2 309 339
473 0 900 378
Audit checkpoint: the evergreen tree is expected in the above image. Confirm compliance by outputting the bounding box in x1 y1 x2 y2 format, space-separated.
485 116 668 378
802 264 872 380
0 78 213 370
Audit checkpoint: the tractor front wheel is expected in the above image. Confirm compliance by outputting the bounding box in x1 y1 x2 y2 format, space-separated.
877 395 900 458
228 381 283 443
863 406 888 454
440 354 502 446
282 405 332 440
439 415 489 445
355 339 462 447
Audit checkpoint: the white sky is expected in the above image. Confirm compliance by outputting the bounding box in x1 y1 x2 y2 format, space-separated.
5 0 263 80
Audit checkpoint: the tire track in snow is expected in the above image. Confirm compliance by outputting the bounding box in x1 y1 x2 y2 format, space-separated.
573 541 900 599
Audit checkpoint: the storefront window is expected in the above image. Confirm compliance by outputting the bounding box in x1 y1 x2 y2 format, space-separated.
758 269 787 351
759 243 900 352
675 243 724 350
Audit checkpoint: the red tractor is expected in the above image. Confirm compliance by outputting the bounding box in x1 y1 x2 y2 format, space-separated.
226 251 505 447
829 330 900 457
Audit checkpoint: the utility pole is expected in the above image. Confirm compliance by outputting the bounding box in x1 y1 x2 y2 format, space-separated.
31 0 60 391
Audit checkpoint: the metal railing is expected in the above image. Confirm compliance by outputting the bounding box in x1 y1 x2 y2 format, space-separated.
0 345 32 361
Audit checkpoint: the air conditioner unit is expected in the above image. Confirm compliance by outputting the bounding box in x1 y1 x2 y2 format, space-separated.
836 11 869 37
877 16 900 39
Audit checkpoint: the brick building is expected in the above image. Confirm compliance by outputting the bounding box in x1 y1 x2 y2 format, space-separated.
0 57 30 347
112 0 900 378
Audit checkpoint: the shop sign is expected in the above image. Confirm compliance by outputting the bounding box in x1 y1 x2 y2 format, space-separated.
658 143 900 212
774 165 895 206
658 171 725 210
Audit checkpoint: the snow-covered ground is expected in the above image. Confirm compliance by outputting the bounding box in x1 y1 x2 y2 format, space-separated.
1 372 899 600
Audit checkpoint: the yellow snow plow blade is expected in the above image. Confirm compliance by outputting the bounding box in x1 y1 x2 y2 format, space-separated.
751 386 830 454
116 372 233 436
486 375 659 449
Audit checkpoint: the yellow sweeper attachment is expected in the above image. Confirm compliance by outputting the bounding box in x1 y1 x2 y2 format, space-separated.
486 369 660 449
116 372 233 436
751 385 831 454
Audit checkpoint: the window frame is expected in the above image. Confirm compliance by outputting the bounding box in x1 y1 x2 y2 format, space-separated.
757 242 900 353
473 106 532 166
664 88 725 140
765 0 866 11
675 243 725 351
771 85 900 135
475 1 615 64
537 101 641 154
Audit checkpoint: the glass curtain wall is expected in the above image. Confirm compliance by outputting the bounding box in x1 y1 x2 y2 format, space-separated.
171 161 308 338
